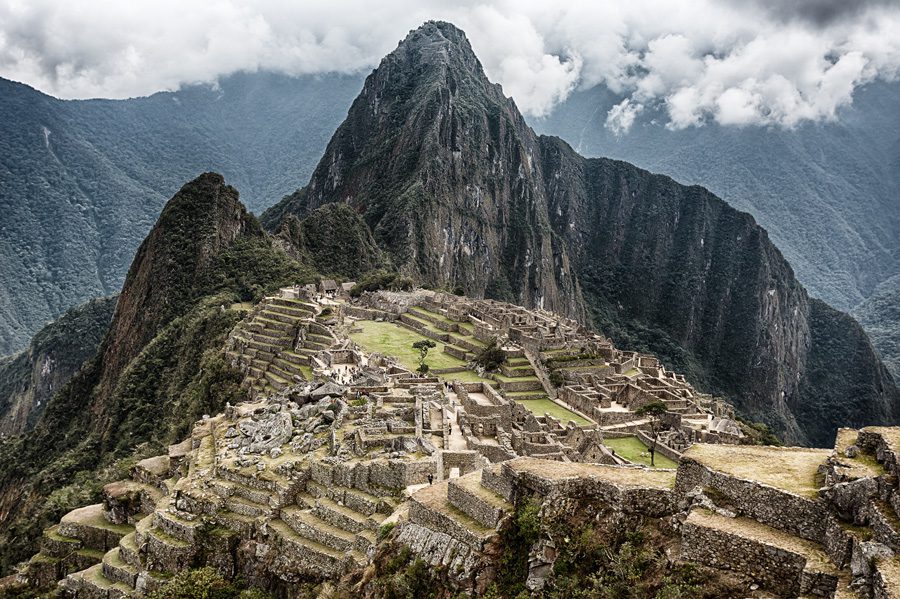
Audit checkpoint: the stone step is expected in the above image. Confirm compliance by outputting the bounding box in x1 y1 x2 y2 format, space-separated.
213 510 257 536
303 340 329 352
280 506 357 552
281 349 311 366
58 504 134 553
226 494 270 518
117 533 141 569
243 337 282 355
265 370 289 391
41 525 82 558
273 356 307 378
61 563 134 599
212 478 274 506
681 508 839 598
447 471 512 529
255 312 299 329
246 329 292 346
153 509 203 543
266 303 314 320
304 481 386 516
132 455 171 490
355 529 377 553
268 298 317 314
267 519 344 577
22 552 65 589
307 333 333 346
101 547 138 588
313 497 378 534
267 361 299 384
143 526 195 573
408 481 496 551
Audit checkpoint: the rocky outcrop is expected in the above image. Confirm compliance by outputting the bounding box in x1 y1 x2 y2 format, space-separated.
263 22 586 322
264 21 899 446
0 296 116 434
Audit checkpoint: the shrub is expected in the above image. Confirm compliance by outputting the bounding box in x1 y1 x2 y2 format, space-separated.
474 339 505 372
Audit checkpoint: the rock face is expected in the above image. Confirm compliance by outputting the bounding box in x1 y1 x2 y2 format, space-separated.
262 21 585 320
264 21 899 446
0 296 116 434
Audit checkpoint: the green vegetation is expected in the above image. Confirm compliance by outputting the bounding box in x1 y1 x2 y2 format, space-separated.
486 498 542 598
634 401 668 467
349 270 414 297
0 295 117 433
548 370 565 388
473 339 504 372
0 178 318 574
277 203 387 279
603 437 678 469
518 399 591 426
486 496 737 598
149 567 272 599
350 321 462 372
412 339 437 374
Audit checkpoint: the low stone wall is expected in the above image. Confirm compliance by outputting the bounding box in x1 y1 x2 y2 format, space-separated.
448 479 505 528
675 458 829 542
635 430 682 463
681 518 808 597
439 450 483 478
308 458 436 495
502 463 678 517
466 438 515 463
345 306 392 321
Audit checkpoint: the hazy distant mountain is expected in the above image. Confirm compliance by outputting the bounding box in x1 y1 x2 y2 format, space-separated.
2 63 898 376
0 72 362 355
533 82 900 313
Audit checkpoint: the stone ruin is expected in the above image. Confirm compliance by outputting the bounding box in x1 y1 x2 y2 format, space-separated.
9 288 900 598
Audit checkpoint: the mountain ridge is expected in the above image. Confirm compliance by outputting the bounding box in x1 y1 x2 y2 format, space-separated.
265 20 899 446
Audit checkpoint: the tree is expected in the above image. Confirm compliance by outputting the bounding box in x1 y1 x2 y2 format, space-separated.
412 339 436 375
634 401 668 467
473 338 504 372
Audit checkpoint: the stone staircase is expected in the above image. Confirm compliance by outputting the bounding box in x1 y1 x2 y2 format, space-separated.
228 296 324 397
399 467 512 578
676 429 900 598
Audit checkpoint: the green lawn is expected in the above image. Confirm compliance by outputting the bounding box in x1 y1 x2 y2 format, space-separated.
350 320 491 383
604 437 678 468
518 399 591 426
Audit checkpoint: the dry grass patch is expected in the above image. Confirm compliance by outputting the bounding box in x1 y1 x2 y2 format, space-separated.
686 508 836 573
684 444 829 498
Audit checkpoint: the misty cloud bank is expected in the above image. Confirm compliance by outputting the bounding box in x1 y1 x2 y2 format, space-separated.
1 0 898 132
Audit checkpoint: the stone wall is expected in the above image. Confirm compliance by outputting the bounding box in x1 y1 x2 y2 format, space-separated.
675 458 829 542
681 518 809 597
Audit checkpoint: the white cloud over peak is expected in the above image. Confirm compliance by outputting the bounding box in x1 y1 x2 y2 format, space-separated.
1 0 898 131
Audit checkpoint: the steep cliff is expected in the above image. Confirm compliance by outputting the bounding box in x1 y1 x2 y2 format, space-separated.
265 21 899 446
0 296 116 435
263 22 585 320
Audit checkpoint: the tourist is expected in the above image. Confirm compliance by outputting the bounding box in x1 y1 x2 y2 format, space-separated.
427 473 433 485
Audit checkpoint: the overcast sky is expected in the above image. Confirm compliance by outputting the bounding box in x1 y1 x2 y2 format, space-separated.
1 0 898 132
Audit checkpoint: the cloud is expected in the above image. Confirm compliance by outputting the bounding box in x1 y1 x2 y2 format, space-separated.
1 0 899 131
